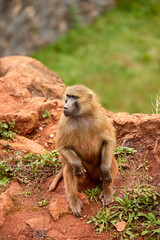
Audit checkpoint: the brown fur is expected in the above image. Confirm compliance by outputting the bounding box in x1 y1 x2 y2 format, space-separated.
49 85 118 216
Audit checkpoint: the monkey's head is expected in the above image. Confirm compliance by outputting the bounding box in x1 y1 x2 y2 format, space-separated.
62 85 99 117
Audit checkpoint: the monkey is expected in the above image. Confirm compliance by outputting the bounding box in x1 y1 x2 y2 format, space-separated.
49 85 118 217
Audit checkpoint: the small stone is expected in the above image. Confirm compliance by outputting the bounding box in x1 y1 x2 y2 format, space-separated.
48 195 71 221
45 142 48 147
49 134 54 138
25 215 52 231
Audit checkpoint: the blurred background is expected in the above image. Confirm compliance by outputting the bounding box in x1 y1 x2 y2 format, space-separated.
0 0 160 114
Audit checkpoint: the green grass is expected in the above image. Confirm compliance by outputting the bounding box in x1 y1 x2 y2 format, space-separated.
87 186 160 239
0 121 17 140
32 0 160 114
0 149 60 186
83 185 102 202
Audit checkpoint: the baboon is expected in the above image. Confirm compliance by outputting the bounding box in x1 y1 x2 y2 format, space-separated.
49 85 118 216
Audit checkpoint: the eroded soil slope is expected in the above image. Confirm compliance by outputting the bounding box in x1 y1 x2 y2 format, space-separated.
0 56 159 240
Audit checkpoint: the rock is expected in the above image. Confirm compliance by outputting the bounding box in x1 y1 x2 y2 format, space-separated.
6 182 23 197
25 215 52 231
48 195 71 221
0 56 65 135
12 135 44 153
0 192 14 227
0 0 116 56
107 112 160 178
48 193 89 221
0 182 22 227
0 135 44 154
107 112 160 146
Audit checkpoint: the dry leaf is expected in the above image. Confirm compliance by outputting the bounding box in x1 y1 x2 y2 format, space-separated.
115 221 126 232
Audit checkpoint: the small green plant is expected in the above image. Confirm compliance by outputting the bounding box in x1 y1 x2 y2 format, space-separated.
87 208 117 234
42 110 51 119
83 185 102 202
20 191 32 196
114 146 137 156
88 186 160 239
137 157 149 171
0 149 61 185
0 121 17 140
0 176 10 186
38 199 49 207
114 146 137 171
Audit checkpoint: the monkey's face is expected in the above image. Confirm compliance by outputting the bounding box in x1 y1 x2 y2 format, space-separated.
62 85 96 118
63 94 80 117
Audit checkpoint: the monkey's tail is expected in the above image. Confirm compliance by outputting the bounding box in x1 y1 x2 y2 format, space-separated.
49 168 63 192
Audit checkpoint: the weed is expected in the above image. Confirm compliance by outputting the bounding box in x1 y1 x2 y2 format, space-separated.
114 146 137 156
42 110 51 119
0 149 61 186
88 186 160 239
114 146 137 171
151 89 160 114
0 176 10 186
87 208 117 234
137 157 149 171
20 191 32 196
83 185 102 202
0 121 17 140
38 199 49 207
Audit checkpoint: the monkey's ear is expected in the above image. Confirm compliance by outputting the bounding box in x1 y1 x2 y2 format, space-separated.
88 94 93 102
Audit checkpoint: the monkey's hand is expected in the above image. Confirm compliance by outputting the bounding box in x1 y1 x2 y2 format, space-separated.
100 165 112 185
74 162 84 178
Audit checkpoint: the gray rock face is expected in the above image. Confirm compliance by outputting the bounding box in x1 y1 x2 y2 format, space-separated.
0 0 115 56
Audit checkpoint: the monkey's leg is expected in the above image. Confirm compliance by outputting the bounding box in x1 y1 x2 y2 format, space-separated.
63 164 82 217
100 132 116 185
49 168 63 192
100 156 118 206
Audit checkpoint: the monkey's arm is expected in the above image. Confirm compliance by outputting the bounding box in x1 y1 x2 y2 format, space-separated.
59 147 84 178
100 131 116 185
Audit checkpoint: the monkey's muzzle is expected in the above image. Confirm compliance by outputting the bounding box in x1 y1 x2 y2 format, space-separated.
63 108 73 117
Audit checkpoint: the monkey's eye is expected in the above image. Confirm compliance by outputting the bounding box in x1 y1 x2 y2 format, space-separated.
65 95 69 103
72 95 79 100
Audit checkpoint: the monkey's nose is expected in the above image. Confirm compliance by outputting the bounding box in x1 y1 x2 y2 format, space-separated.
63 103 68 110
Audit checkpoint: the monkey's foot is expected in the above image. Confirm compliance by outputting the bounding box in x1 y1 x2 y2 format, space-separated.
99 191 113 206
68 197 82 217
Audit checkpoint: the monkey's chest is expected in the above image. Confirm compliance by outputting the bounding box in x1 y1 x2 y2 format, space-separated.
73 133 102 163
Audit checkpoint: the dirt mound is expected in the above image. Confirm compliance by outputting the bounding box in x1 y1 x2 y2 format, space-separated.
0 56 160 240
0 56 65 134
107 112 160 178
